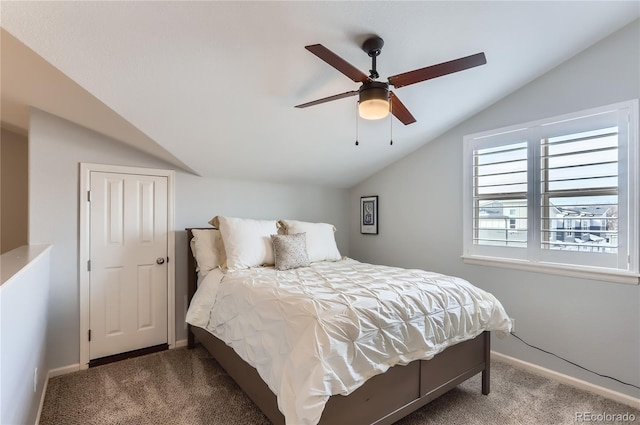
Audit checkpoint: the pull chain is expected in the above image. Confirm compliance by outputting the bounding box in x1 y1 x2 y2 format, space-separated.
389 96 393 146
355 101 359 146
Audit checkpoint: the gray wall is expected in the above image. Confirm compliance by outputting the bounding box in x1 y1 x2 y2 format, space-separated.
1 127 28 254
28 109 349 370
349 20 640 398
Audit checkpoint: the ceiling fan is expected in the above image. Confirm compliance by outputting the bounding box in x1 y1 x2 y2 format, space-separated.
295 36 486 125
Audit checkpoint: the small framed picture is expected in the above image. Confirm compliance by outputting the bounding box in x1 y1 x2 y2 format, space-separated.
360 196 378 234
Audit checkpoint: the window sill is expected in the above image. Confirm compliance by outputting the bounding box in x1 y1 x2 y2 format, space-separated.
461 255 639 285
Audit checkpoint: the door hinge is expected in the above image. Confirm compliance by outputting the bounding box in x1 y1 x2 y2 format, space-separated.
87 260 91 272
167 256 169 263
87 190 92 202
88 329 91 342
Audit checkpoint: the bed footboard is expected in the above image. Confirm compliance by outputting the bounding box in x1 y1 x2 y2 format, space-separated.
191 326 490 425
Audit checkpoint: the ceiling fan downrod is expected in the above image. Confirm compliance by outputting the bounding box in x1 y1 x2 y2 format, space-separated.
362 36 384 80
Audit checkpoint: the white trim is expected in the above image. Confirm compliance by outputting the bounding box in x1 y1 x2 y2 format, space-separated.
79 163 175 370
167 173 176 351
48 363 81 378
491 351 640 409
35 364 81 424
174 339 188 349
628 99 640 274
462 255 639 285
34 374 48 425
80 164 90 369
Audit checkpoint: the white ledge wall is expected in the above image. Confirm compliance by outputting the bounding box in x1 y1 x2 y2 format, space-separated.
1 245 52 425
349 20 640 400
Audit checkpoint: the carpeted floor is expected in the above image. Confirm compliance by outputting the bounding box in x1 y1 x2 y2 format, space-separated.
40 346 639 425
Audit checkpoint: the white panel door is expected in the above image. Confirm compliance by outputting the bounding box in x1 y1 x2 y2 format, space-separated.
89 171 168 360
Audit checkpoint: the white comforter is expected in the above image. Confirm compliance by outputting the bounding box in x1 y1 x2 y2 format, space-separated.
186 259 511 425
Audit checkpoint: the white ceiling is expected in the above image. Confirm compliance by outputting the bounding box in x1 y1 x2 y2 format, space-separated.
1 1 638 188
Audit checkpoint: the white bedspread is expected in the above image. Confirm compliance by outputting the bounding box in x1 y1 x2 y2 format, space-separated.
186 259 511 425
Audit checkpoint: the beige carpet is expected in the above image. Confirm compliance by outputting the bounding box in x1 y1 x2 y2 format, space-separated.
40 346 638 425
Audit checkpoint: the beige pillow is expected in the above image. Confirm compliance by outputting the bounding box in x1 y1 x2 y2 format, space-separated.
214 216 279 269
278 220 341 263
189 229 226 277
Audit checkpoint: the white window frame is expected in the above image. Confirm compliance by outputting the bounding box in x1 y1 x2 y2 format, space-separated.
462 100 639 285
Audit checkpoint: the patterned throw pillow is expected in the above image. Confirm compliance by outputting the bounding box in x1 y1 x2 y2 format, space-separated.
271 233 310 271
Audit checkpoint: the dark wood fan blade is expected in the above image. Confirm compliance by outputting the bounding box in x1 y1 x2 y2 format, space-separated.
389 91 416 125
295 90 359 108
305 44 371 83
388 52 486 89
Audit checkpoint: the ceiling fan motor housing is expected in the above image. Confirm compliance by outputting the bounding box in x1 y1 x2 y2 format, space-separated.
359 81 389 102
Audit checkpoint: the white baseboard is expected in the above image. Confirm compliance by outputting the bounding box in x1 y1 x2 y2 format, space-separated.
35 364 80 424
48 363 80 378
174 339 188 348
34 375 49 425
491 351 640 409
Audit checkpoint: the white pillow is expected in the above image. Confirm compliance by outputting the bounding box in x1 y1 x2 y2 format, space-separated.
278 220 341 263
215 216 279 269
190 229 226 277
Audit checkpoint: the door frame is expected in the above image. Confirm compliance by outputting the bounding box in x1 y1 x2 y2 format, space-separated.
79 163 175 369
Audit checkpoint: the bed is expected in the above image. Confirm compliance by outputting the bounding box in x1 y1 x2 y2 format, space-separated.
185 217 511 425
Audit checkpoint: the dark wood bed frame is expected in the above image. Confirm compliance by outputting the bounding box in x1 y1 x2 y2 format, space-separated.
186 228 490 425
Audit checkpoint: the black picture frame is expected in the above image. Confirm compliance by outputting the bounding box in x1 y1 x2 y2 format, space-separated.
360 196 378 234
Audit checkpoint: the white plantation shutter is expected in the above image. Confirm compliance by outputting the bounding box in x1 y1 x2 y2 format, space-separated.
463 100 639 282
473 140 528 248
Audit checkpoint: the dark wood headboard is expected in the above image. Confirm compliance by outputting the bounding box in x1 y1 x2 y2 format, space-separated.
185 227 216 348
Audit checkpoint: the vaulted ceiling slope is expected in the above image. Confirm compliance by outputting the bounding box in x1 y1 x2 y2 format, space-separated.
1 2 638 188
0 29 196 173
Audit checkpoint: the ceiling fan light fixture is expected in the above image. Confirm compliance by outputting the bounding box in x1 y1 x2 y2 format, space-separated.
358 82 389 120
359 99 389 120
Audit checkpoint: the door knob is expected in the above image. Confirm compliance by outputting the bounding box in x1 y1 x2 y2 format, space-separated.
156 257 165 265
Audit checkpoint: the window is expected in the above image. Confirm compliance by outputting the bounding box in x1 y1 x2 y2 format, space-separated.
463 100 639 284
